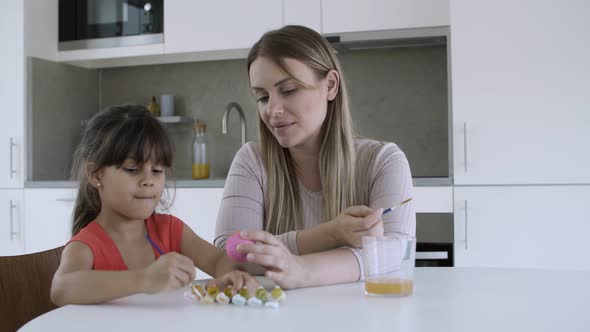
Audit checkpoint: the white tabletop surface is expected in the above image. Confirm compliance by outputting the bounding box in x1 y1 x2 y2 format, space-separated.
20 267 590 332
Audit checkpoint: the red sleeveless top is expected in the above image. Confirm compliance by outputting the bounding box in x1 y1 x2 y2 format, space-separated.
69 213 185 270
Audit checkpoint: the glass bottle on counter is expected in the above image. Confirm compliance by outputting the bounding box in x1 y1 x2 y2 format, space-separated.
192 120 210 179
146 96 160 116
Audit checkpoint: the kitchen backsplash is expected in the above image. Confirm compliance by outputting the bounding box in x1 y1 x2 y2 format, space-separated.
29 58 98 181
29 45 448 181
100 59 255 179
341 46 448 178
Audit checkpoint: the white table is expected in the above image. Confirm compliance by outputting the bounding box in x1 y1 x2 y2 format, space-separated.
20 268 590 332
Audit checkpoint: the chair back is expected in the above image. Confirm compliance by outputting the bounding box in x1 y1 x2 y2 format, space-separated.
0 246 65 332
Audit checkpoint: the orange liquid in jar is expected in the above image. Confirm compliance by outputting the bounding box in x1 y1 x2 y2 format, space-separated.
192 163 210 179
365 278 413 296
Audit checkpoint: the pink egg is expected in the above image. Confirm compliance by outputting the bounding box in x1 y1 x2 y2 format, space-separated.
226 232 255 262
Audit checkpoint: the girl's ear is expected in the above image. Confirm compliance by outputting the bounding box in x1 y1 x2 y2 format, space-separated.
326 69 340 101
85 162 102 189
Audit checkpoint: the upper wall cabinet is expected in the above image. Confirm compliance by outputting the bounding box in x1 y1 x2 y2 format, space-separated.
164 0 283 55
322 0 449 34
451 1 590 185
24 0 58 61
1 0 25 188
59 0 318 67
284 0 322 33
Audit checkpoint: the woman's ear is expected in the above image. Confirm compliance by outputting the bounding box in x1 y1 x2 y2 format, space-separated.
326 69 340 101
85 162 102 190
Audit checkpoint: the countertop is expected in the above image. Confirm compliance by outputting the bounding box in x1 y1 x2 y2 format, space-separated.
25 177 452 189
20 267 590 332
25 178 228 189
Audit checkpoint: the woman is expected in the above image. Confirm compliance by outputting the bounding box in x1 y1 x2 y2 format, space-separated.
215 25 415 289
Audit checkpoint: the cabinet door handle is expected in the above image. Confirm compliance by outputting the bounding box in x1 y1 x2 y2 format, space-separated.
9 200 17 240
464 199 469 250
416 251 448 259
9 137 17 178
463 122 468 173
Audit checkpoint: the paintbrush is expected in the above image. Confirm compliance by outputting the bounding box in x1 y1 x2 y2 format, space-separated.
382 197 413 215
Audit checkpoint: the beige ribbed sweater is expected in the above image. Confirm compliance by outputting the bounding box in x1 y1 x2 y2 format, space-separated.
214 138 416 278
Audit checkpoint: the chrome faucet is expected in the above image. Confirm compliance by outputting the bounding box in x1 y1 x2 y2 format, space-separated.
222 102 246 146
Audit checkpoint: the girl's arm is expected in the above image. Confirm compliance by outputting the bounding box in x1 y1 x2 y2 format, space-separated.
51 242 195 306
180 224 260 291
180 224 224 277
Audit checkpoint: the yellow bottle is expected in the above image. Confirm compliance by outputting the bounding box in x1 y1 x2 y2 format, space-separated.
192 120 210 179
146 96 160 116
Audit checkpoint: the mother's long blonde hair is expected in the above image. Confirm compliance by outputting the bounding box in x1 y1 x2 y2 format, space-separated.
247 25 357 235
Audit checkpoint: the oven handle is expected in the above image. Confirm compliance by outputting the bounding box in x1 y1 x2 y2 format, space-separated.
416 251 448 260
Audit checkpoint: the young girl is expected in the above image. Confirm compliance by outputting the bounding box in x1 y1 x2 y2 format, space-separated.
51 105 258 305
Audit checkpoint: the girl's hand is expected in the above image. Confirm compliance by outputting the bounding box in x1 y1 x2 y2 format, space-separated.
329 206 384 248
238 230 306 289
141 252 196 293
207 270 260 295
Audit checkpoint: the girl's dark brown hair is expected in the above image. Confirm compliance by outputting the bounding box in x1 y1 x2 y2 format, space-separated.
70 105 174 235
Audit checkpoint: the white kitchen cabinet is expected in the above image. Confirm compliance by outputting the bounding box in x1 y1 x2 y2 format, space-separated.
23 188 77 254
414 186 453 213
0 190 25 255
451 1 590 185
2 0 61 186
58 44 165 64
0 0 25 189
164 0 283 55
24 0 58 61
58 0 320 67
163 188 223 244
322 0 449 34
20 187 221 265
161 188 223 278
454 186 590 271
0 4 27 263
284 0 322 33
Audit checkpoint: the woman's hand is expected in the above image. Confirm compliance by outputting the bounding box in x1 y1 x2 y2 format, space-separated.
329 206 384 248
141 252 196 293
208 270 260 295
237 230 306 289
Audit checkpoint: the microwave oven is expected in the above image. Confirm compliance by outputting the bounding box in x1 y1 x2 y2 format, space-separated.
59 0 163 51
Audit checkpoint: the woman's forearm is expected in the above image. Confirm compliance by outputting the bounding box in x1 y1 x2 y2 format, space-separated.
51 270 145 306
295 222 340 255
297 248 360 288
